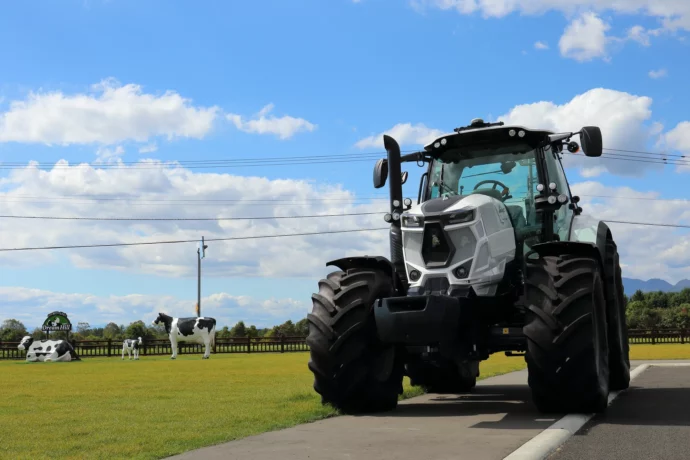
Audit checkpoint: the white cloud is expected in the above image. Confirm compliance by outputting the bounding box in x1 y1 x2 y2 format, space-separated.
661 121 690 172
649 68 668 79
580 165 607 177
0 286 309 330
0 162 389 279
138 143 158 154
0 78 220 146
355 122 444 149
95 145 125 164
412 1 690 55
571 181 690 283
534 41 549 50
559 12 611 62
411 0 690 32
226 103 317 140
497 87 658 176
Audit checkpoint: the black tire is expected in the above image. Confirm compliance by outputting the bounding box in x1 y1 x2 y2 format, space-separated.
605 241 631 391
406 359 478 394
523 251 610 413
306 267 404 414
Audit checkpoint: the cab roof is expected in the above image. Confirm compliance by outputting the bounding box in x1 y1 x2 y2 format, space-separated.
422 119 555 156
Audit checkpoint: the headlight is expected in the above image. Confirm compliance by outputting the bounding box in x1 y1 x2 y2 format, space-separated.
444 209 475 225
401 215 424 228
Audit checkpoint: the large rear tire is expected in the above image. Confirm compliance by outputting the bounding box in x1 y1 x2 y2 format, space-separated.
605 241 631 391
306 267 404 414
406 359 478 394
523 251 610 413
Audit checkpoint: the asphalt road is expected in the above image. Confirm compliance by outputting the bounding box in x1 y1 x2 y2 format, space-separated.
166 360 690 460
167 369 562 460
548 364 690 460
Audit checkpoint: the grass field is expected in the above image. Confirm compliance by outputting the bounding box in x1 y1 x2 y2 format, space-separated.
1 343 687 460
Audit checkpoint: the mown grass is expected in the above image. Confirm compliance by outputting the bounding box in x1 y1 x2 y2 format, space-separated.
0 344 687 460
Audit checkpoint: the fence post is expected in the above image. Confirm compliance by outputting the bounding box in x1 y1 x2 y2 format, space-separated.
107 339 112 357
683 330 686 345
281 335 285 353
247 336 251 354
652 329 656 345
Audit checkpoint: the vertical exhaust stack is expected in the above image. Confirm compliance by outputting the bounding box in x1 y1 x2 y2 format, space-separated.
383 135 405 279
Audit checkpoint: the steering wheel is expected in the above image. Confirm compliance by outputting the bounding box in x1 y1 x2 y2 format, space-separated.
473 179 511 201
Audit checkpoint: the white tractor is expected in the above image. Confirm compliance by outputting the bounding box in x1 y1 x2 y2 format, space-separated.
306 119 629 414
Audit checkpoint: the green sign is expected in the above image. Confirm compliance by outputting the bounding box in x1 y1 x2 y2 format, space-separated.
42 311 72 332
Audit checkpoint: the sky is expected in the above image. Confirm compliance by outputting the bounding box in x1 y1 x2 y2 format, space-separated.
1 0 690 330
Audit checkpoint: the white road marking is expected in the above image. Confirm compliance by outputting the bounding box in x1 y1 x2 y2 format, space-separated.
502 363 690 460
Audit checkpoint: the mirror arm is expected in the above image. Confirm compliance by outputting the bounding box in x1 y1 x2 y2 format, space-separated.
401 151 428 163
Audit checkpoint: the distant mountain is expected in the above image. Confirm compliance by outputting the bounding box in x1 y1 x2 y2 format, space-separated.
623 277 690 296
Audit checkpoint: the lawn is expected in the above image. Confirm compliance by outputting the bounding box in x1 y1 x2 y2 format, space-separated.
0 344 686 460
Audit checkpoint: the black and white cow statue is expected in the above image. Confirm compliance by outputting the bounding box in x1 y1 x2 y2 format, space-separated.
17 336 81 362
122 337 142 360
152 312 216 359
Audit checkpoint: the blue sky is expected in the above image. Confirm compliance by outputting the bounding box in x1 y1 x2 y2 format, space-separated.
1 0 689 330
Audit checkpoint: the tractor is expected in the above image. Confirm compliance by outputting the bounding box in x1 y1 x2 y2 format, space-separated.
306 118 630 414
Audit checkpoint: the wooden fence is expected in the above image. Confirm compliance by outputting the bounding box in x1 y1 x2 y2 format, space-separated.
1 329 688 360
0 336 309 360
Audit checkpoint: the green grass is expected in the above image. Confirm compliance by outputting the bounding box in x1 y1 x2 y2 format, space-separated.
1 344 687 460
629 343 690 360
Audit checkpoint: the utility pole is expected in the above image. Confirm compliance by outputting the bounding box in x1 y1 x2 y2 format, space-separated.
197 236 208 317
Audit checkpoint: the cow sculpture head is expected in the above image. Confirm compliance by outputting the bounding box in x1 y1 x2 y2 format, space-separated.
17 336 33 350
152 313 173 333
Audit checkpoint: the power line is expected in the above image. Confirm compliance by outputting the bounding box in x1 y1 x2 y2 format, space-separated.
0 145 684 171
604 220 690 229
0 219 687 253
0 227 391 252
0 211 385 221
0 194 390 203
581 195 690 203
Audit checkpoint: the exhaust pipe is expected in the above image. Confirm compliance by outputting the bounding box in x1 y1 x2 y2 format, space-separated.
383 135 405 280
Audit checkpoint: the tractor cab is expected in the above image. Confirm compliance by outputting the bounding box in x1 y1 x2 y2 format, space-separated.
376 119 601 258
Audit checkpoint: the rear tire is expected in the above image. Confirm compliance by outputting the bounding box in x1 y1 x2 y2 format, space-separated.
306 267 404 414
523 251 610 413
605 242 631 391
406 359 478 394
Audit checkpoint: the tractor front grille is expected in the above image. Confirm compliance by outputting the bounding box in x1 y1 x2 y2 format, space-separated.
421 222 454 267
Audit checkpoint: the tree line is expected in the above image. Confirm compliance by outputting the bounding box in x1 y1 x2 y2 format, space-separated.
0 317 309 343
3 288 689 343
626 288 690 329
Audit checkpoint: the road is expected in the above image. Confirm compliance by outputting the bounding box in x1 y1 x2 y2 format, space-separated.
166 360 690 460
548 363 690 460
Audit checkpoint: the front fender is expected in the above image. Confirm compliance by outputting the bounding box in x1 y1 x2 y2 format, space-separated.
327 256 397 277
326 256 405 292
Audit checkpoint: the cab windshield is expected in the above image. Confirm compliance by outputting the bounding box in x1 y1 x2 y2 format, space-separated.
427 144 540 230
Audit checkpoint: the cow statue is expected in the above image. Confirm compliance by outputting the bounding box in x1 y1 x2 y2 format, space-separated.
17 336 81 362
152 313 216 359
122 337 143 360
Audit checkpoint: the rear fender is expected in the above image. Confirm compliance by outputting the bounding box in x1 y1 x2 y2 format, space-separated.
567 214 610 264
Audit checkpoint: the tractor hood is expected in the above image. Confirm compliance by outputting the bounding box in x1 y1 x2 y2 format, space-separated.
402 193 509 224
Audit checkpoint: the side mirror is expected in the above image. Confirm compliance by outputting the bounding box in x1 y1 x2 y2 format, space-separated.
401 171 408 185
580 126 602 157
572 195 580 204
374 158 388 189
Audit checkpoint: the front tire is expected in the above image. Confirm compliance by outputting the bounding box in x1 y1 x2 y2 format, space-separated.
306 267 404 414
523 251 610 413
